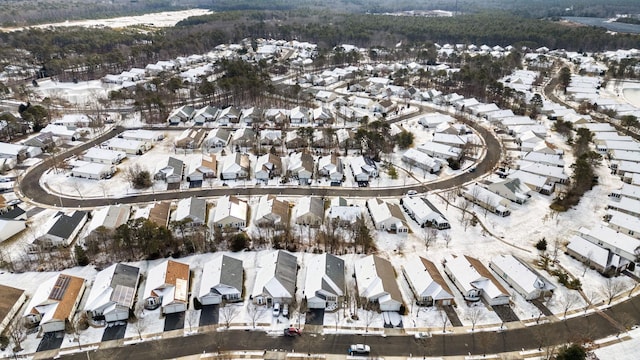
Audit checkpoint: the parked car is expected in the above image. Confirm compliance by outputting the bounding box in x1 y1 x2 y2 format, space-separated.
348 344 370 356
272 302 281 317
283 327 302 336
282 303 289 318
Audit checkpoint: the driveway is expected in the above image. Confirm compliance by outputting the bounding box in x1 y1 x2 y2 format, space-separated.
36 331 65 352
442 305 463 327
199 304 219 327
305 309 324 325
102 322 127 341
491 305 520 323
164 312 185 332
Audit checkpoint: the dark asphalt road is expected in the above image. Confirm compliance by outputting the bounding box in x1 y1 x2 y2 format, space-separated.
18 118 502 208
58 295 640 359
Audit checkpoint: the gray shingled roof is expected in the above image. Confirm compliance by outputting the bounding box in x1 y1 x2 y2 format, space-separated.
48 211 86 239
322 253 345 294
112 263 140 289
274 251 298 297
219 255 243 293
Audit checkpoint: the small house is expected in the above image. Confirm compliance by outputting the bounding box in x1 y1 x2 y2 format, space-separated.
84 263 140 322
254 195 289 228
251 250 298 306
210 195 247 230
304 254 345 310
198 255 243 305
489 254 555 301
402 256 455 306
443 255 510 305
295 196 324 226
366 198 408 233
71 163 115 180
143 260 190 314
174 197 207 227
354 255 403 312
221 153 250 180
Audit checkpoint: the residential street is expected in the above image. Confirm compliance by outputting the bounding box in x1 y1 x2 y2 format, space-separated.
56 294 640 359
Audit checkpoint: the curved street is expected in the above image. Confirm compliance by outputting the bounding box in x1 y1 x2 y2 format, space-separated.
17 112 502 208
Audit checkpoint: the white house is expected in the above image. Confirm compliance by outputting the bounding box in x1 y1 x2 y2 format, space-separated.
418 113 454 128
489 254 555 301
203 128 232 151
82 147 126 165
487 178 530 204
106 138 149 155
71 163 115 180
566 235 613 274
417 142 462 161
87 205 131 234
22 274 86 333
318 154 343 183
174 197 207 227
198 255 243 305
462 184 511 216
606 210 640 240
221 153 250 180
0 217 25 243
143 260 190 314
210 195 247 230
287 152 314 185
350 156 378 183
251 250 298 305
402 256 455 306
40 124 81 141
254 195 289 228
294 196 324 226
443 255 510 306
254 153 282 182
577 225 640 271
120 129 163 143
304 254 345 310
354 255 403 312
84 263 140 322
366 198 408 233
33 211 88 249
400 196 450 229
401 148 441 173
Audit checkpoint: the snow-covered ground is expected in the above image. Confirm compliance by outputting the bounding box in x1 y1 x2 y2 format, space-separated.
0 9 213 32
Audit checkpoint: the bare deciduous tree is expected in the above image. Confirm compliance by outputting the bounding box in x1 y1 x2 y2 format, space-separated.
246 302 264 329
439 308 449 333
423 227 438 251
220 303 239 329
8 319 25 352
442 232 452 248
560 293 580 319
466 305 484 331
602 277 626 305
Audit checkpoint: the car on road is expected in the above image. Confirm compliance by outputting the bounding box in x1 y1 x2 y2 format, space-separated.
348 344 370 356
406 190 418 196
272 302 281 317
283 327 301 336
468 167 477 173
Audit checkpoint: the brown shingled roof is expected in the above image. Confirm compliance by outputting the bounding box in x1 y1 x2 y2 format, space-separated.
419 257 454 296
465 255 509 295
51 274 85 322
149 201 171 228
165 260 190 287
373 255 403 304
0 284 25 325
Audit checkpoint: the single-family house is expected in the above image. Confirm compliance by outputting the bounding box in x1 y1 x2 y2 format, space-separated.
566 235 614 274
174 197 207 227
432 133 469 148
82 147 126 165
366 198 408 233
489 255 555 301
354 255 403 312
167 105 195 124
155 157 185 183
417 142 462 161
0 142 28 161
606 210 640 240
24 132 55 152
40 124 81 141
418 113 454 128
22 274 86 332
0 218 26 243
216 106 241 125
198 255 243 305
402 148 441 174
287 152 314 185
221 153 250 180
462 184 511 217
33 211 88 249
186 155 217 182
253 195 288 227
400 196 450 229
231 127 256 149
87 205 131 234
443 255 510 305
402 256 455 306
192 106 219 124
251 250 298 306
295 196 324 226
148 201 171 228
487 178 530 204
254 153 282 182
327 204 363 226
120 129 163 143
577 225 640 271
0 284 26 334
318 154 343 183
105 138 149 155
52 114 91 129
210 195 247 230
350 156 378 183
84 263 140 322
175 128 207 149
304 254 345 310
259 130 282 146
143 260 190 314
203 128 232 152
71 163 115 180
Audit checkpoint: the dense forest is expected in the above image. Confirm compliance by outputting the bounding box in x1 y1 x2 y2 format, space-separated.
0 0 639 27
1 10 640 84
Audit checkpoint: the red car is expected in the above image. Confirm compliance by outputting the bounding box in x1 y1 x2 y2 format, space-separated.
284 327 302 336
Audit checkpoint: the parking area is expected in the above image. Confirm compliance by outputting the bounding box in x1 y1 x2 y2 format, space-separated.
305 308 325 325
199 304 219 327
164 312 185 332
36 331 65 352
492 305 520 323
102 322 127 342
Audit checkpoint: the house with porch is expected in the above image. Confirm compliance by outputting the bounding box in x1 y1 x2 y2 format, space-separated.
489 254 555 301
143 259 190 314
402 256 454 306
366 198 408 234
251 250 298 306
400 196 450 229
304 254 345 311
295 196 324 226
84 263 140 322
354 255 403 312
210 195 247 230
198 255 243 305
443 255 510 306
